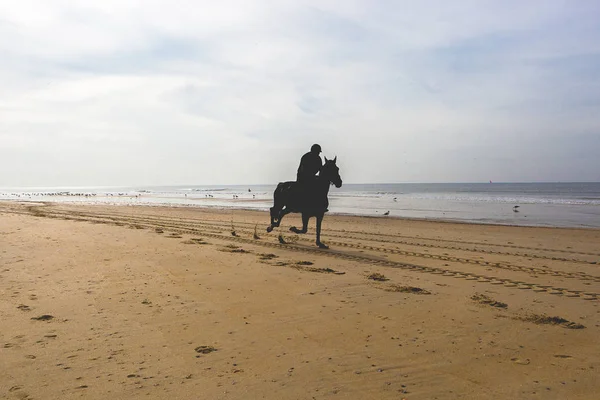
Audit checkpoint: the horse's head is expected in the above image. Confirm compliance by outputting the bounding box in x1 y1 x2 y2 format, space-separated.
322 156 343 188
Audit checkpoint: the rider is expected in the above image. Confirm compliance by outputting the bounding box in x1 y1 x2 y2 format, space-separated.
297 144 323 184
296 144 328 211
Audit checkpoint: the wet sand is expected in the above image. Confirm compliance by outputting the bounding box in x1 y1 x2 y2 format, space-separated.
1 202 599 399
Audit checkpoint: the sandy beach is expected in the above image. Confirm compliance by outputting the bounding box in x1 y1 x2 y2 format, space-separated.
1 201 599 399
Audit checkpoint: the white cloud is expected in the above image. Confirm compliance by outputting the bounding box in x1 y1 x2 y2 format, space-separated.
0 0 599 185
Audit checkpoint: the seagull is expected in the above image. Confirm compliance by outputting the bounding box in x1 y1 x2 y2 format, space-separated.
383 211 390 216
513 205 520 212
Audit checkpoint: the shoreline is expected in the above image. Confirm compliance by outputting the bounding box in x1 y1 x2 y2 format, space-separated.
3 181 600 229
3 198 600 231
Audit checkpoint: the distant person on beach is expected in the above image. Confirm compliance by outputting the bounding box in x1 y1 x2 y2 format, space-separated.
297 144 323 185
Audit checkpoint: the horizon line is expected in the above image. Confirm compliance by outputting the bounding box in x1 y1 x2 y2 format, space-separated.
2 181 600 190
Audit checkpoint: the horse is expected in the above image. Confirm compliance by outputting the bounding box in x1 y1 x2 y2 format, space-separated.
266 157 342 249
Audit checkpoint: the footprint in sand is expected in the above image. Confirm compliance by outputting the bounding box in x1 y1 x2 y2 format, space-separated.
9 387 32 400
384 285 431 294
518 314 585 329
182 238 209 245
292 265 344 274
471 293 507 308
219 246 250 254
367 273 389 282
195 345 217 356
31 314 54 321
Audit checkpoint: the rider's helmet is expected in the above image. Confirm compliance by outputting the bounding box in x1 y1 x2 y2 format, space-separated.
311 144 322 153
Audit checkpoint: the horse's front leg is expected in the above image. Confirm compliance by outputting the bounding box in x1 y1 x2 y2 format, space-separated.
290 213 310 234
315 213 328 249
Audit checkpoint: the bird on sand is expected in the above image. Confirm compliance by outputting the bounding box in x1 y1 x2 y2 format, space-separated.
383 211 390 216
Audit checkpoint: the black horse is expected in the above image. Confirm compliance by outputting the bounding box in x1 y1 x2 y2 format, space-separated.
267 157 342 249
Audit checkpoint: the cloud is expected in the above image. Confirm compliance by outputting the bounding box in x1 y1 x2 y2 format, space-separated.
0 0 599 186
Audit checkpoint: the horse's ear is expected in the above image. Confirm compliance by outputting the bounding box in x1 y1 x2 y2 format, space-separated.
324 156 329 162
333 156 337 163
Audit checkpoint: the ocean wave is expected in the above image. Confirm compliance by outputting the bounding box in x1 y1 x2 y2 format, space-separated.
402 194 600 205
191 188 229 192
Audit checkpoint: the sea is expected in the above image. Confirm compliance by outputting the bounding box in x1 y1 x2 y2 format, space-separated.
1 182 600 228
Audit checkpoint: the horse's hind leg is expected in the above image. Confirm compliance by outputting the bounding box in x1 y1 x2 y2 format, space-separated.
267 206 279 232
267 187 286 231
267 205 292 232
270 206 280 224
290 213 309 234
277 207 293 225
267 205 280 232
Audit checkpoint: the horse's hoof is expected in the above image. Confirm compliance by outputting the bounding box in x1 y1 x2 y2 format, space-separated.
266 226 273 233
317 242 329 249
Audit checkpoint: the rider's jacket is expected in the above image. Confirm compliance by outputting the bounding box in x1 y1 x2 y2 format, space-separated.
297 152 322 183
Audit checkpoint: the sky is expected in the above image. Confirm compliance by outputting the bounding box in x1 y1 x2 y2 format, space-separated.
1 0 599 186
